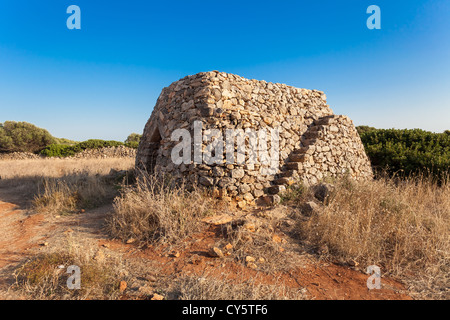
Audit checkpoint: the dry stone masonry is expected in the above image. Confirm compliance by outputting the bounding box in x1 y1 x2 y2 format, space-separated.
136 71 373 206
0 146 136 161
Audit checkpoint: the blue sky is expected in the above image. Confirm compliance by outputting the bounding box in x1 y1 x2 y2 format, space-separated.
0 0 449 141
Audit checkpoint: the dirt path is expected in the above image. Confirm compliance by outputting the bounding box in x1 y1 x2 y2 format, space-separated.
0 188 49 299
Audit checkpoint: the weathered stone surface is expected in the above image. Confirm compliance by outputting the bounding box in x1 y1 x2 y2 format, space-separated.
301 201 321 216
136 71 373 208
313 183 335 203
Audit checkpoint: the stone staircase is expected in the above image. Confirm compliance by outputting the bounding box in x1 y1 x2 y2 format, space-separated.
266 115 337 196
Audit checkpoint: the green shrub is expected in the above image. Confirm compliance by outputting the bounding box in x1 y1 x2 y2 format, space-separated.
124 141 139 149
358 128 450 180
0 121 56 153
54 137 78 145
76 139 124 150
39 144 78 157
40 139 125 157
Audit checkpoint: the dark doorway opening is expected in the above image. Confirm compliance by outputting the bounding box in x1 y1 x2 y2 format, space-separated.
147 127 161 174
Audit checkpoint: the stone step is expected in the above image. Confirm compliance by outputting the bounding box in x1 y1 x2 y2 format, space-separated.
292 147 309 154
293 146 316 155
267 185 286 195
289 153 310 163
315 116 336 126
273 177 295 186
261 195 281 206
300 138 317 146
280 170 298 178
286 162 304 171
303 131 320 139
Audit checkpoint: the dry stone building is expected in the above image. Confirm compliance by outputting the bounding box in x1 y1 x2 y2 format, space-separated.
136 71 373 206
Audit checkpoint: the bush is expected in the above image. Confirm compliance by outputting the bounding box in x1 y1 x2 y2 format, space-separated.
54 137 78 145
125 133 142 144
39 144 78 157
76 139 124 150
124 141 139 149
0 121 56 153
40 139 126 157
357 127 450 180
107 173 216 245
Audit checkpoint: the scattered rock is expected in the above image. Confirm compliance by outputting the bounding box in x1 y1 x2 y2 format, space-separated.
202 214 232 226
313 183 335 204
209 247 224 258
348 259 359 267
169 250 181 258
119 281 127 293
151 293 164 300
245 256 256 263
138 285 153 296
237 200 247 209
146 275 157 283
247 262 258 269
272 234 282 243
301 201 321 216
243 222 256 232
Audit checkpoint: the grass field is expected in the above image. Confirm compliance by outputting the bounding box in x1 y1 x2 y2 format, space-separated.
0 157 448 300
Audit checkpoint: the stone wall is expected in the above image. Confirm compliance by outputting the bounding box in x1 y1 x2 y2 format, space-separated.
136 71 373 206
0 146 136 161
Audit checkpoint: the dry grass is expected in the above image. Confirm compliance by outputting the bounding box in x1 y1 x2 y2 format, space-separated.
217 218 291 273
0 157 135 214
107 172 219 245
294 175 450 299
165 272 308 300
0 157 135 180
32 175 117 215
12 247 127 300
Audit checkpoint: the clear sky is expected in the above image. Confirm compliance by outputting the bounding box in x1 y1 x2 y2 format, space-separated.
0 0 449 141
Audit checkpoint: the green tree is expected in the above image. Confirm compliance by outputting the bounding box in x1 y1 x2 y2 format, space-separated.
0 121 56 153
356 125 377 136
125 133 142 144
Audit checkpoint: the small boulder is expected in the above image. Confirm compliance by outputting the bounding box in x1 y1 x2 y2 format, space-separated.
301 201 321 216
313 183 335 204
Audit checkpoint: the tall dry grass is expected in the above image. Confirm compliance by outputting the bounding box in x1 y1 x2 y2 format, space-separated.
13 246 128 300
296 175 449 298
166 273 308 300
107 173 220 245
0 157 135 180
32 175 117 215
0 157 135 214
